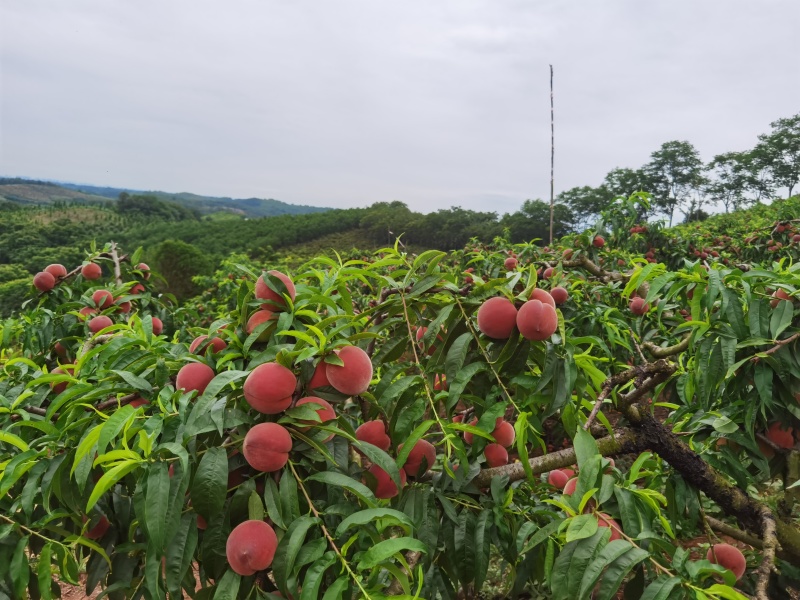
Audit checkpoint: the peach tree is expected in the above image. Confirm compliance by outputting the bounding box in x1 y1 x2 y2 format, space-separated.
1 204 800 599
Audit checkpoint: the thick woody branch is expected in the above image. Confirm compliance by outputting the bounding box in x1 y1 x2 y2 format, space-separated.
755 506 777 600
643 335 690 358
473 429 643 488
109 242 123 286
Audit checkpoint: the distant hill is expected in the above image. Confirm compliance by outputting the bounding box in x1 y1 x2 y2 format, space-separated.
0 178 330 218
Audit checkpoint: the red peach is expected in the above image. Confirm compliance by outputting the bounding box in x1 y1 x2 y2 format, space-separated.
593 236 605 248
176 362 215 396
44 264 67 278
255 270 296 310
476 297 518 339
504 257 518 270
246 309 276 340
136 263 151 280
563 477 578 496
707 543 746 580
484 443 508 467
243 423 292 472
771 288 792 308
295 397 336 437
81 263 102 280
88 315 113 333
151 317 163 335
516 299 559 341
243 362 296 414
92 289 114 309
530 288 556 308
33 271 56 292
597 513 623 541
766 422 794 449
85 515 110 540
629 297 650 316
366 464 406 499
549 287 569 305
189 335 227 354
547 470 570 489
325 346 373 396
400 439 436 476
356 420 390 451
307 360 331 390
226 520 278 575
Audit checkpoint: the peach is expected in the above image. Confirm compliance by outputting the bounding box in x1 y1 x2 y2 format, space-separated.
400 439 436 476
85 515 111 540
771 288 792 308
464 418 515 447
54 341 69 359
484 443 508 467
543 267 554 279
243 423 292 472
176 362 215 396
243 362 296 414
356 420 390 451
81 262 102 280
136 262 151 280
78 306 97 321
707 543 746 580
593 236 605 248
33 271 56 292
766 422 794 449
550 287 569 305
130 283 146 295
226 520 278 575
493 420 515 447
44 264 67 279
563 477 578 496
563 249 573 260
246 309 276 340
151 317 163 335
325 346 372 396
117 301 132 314
597 513 622 541
295 397 336 437
530 288 556 308
504 257 518 270
516 299 558 341
366 464 406 499
92 289 114 309
629 297 650 315
547 470 570 489
433 374 447 391
255 270 296 310
50 365 74 394
129 397 149 408
189 335 228 354
476 297 518 339
88 315 113 333
414 326 441 355
307 361 331 390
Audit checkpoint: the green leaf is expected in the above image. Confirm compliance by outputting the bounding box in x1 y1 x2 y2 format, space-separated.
0 431 29 452
396 420 436 470
97 404 137 455
248 490 265 521
165 513 199 598
473 509 492 589
263 477 286 530
445 333 473 385
86 459 141 512
354 441 403 492
299 552 337 600
212 569 241 600
111 369 153 392
357 537 427 570
596 546 650 600
578 539 634 598
191 447 228 520
551 528 609 600
37 542 53 600
321 576 350 600
272 516 319 592
703 584 750 599
639 576 683 600
573 425 599 470
335 508 415 537
566 513 599 543
145 462 170 550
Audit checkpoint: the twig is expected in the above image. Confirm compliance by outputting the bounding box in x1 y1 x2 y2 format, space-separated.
751 331 800 361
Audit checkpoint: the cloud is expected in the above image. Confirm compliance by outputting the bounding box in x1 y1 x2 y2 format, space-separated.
1 0 799 212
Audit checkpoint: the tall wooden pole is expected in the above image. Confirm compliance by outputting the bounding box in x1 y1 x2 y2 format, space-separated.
549 64 555 245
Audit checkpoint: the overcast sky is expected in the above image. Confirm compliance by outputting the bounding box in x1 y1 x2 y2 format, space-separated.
1 1 798 215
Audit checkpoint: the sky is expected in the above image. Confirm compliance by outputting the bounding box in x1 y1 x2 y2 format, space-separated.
1 1 799 215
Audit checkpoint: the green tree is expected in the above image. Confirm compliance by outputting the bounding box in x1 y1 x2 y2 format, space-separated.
555 186 607 231
705 151 757 213
500 199 573 242
643 141 705 226
755 113 800 197
150 239 213 300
